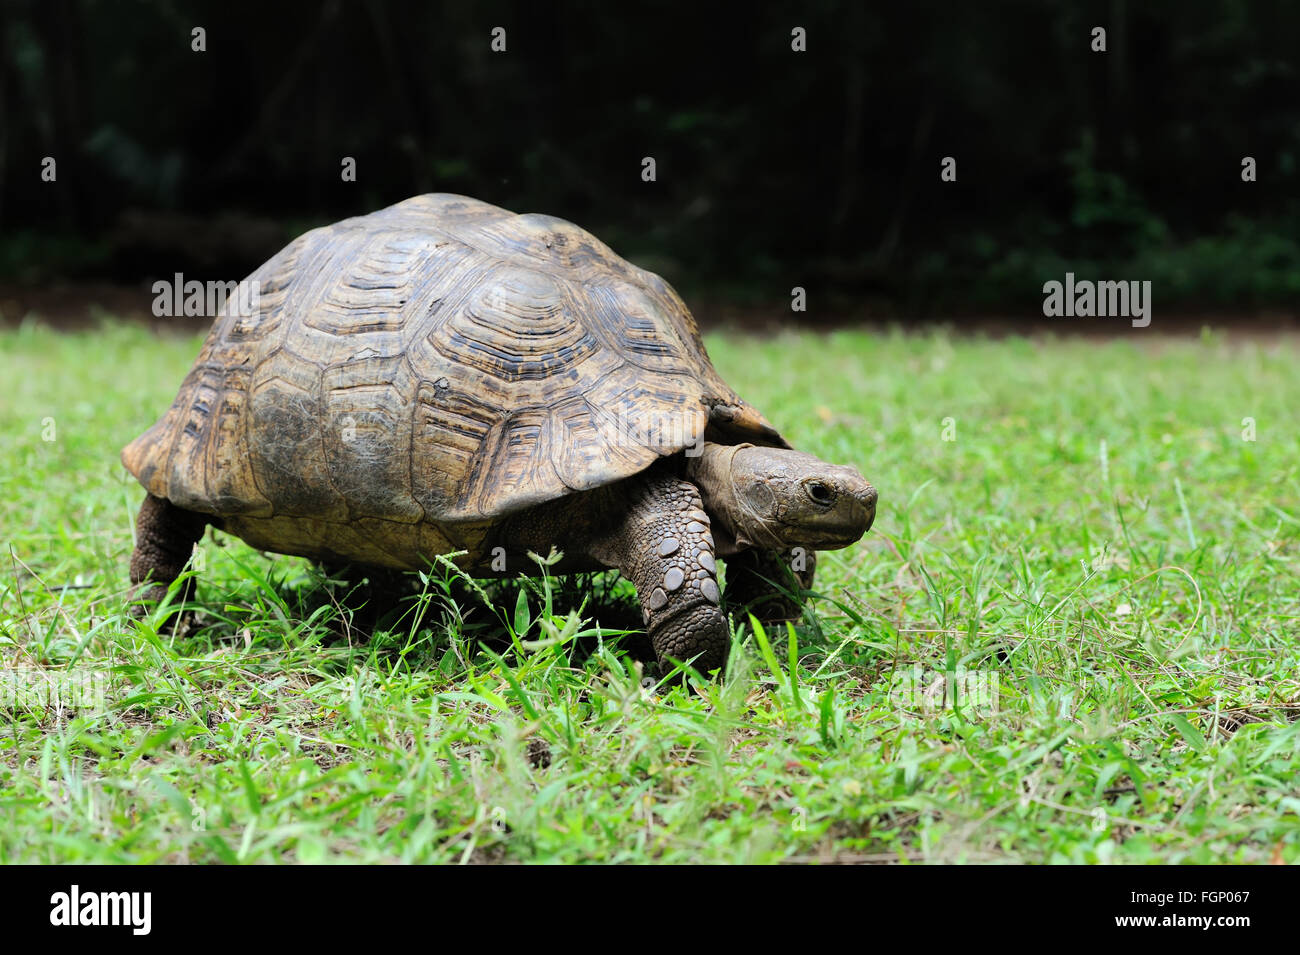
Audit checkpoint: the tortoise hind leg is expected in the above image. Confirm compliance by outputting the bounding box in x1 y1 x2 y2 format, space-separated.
129 493 208 611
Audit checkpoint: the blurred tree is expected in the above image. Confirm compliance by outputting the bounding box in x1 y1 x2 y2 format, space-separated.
1 0 1296 314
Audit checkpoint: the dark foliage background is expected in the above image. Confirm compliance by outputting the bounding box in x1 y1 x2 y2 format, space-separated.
3 0 1297 318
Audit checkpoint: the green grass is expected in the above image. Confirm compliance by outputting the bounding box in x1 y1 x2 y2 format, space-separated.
2 318 1298 863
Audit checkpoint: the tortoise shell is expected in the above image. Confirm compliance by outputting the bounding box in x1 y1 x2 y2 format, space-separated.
122 194 787 566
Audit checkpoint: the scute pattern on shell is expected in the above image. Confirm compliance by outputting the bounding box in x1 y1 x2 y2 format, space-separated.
122 194 786 536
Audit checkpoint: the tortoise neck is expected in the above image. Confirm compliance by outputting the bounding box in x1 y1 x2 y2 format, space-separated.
685 442 782 552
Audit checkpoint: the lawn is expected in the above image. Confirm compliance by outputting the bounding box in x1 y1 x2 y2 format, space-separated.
1 319 1298 863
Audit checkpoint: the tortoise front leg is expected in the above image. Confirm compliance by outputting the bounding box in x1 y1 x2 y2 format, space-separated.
595 471 729 675
723 547 816 626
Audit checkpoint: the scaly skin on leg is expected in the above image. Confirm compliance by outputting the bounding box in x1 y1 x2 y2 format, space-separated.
605 472 729 673
502 468 730 674
724 547 816 626
128 493 208 609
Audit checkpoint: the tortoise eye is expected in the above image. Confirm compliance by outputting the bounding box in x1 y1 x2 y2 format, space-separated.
805 482 834 506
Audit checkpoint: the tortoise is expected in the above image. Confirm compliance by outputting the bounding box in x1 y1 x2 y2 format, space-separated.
122 194 876 673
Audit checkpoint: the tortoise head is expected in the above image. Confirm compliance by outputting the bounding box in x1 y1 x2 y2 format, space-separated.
688 443 876 552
